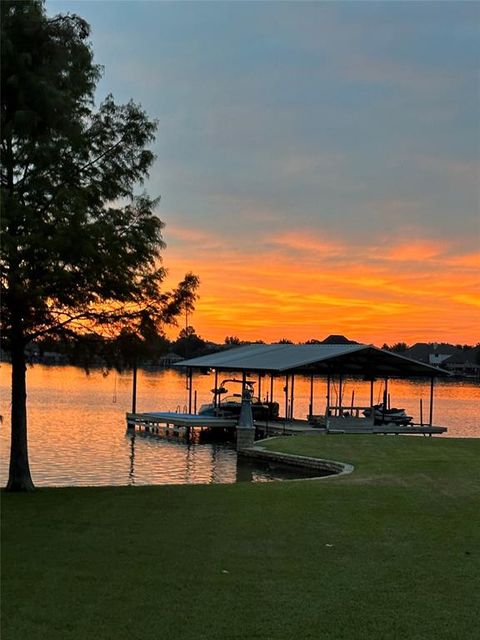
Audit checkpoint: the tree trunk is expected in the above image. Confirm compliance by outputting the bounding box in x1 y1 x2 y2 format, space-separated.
6 321 35 491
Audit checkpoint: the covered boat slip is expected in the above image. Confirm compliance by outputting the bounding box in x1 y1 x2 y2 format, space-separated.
171 343 449 435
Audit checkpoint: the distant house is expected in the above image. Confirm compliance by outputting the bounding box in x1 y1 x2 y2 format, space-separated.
158 352 184 366
404 343 458 366
443 346 480 378
41 351 69 365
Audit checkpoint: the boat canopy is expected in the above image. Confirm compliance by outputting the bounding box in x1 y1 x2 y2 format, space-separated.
175 344 450 378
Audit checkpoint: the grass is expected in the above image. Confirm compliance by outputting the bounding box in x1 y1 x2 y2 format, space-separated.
2 435 480 640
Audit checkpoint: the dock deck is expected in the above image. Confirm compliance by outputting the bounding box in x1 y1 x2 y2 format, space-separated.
126 411 237 429
126 411 447 437
255 418 447 437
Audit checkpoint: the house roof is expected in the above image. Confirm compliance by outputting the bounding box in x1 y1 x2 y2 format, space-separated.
405 342 458 362
321 334 358 344
444 345 480 365
175 343 449 378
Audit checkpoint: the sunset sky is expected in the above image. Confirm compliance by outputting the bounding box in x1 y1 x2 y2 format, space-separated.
49 1 479 345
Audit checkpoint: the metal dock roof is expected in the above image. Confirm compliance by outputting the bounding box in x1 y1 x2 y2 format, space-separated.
175 343 449 378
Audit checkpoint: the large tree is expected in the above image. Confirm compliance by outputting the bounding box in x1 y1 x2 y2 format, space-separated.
1 1 199 491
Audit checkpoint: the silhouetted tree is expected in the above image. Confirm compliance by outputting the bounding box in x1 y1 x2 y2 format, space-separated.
383 342 409 353
174 326 206 358
1 1 199 490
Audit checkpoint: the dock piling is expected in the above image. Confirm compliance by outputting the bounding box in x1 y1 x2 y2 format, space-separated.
131 362 138 414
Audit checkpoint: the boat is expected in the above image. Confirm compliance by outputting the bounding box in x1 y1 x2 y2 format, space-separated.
363 403 413 426
198 378 279 421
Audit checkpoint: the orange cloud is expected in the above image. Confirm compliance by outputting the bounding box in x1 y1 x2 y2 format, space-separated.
452 294 480 308
447 252 480 269
162 224 479 344
268 230 344 255
381 239 445 262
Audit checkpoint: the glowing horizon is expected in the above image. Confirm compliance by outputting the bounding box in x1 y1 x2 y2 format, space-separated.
47 1 480 346
162 223 479 345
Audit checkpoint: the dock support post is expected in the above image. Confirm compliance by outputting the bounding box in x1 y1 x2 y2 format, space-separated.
237 373 255 450
131 362 138 414
326 374 331 415
368 378 375 426
309 373 314 419
338 375 343 416
188 368 193 414
270 375 274 403
236 427 255 450
290 374 295 420
213 369 218 410
383 378 389 422
258 373 262 401
429 377 435 426
265 392 270 437
284 374 289 427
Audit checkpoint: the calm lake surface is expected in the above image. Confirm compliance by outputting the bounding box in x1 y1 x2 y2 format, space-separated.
1 365 479 487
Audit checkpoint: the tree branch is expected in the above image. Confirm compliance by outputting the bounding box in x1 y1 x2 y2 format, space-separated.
35 135 127 219
77 135 126 174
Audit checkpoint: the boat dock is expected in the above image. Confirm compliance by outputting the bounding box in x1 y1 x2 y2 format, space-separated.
126 411 446 437
126 411 237 434
126 343 451 448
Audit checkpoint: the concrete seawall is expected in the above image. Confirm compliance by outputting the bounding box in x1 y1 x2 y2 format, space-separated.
239 441 354 479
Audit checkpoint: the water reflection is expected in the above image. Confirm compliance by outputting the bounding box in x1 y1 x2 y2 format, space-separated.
123 427 237 485
236 459 330 483
128 433 135 485
0 364 478 488
125 427 323 485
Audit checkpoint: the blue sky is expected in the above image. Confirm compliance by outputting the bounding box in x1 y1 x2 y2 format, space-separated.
46 1 479 342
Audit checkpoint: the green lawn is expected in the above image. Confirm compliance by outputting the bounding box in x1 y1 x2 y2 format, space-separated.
2 435 480 640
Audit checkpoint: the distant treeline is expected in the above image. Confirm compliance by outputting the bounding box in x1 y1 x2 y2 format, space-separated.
1 326 214 370
1 331 478 371
381 341 478 353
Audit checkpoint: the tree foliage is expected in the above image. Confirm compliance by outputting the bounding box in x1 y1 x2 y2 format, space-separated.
382 342 409 353
174 325 207 358
1 1 199 490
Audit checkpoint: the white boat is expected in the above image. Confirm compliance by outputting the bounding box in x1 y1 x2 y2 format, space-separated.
363 403 413 426
198 378 279 421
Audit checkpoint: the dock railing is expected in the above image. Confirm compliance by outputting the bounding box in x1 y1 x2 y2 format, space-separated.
309 405 375 430
324 405 374 418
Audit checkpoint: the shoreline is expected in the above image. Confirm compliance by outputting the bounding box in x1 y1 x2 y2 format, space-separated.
240 438 354 479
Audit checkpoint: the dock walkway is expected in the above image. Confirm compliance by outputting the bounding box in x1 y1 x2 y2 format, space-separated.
126 412 446 437
255 419 447 437
126 411 237 430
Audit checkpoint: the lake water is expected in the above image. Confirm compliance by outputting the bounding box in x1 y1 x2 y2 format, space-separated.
0 365 478 487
